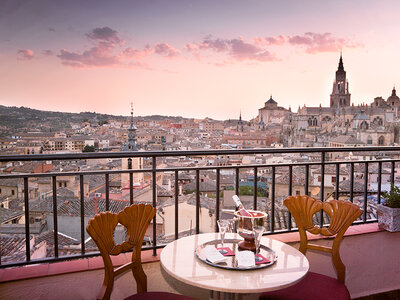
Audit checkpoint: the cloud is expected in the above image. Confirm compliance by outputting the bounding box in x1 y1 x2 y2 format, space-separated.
17 49 34 60
229 38 276 61
42 50 54 56
187 36 277 63
185 43 200 58
154 43 180 58
199 37 229 52
122 45 153 60
253 35 286 46
287 32 362 54
48 27 55 32
57 26 150 68
86 26 124 45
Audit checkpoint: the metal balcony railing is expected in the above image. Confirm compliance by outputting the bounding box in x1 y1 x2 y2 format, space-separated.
0 146 399 268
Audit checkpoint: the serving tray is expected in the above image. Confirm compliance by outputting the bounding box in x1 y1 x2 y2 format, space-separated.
195 238 277 270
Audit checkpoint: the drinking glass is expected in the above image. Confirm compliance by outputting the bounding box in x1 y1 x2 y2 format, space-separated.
217 219 232 253
252 218 266 261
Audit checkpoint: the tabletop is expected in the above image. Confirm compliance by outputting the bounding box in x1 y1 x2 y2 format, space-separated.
160 232 309 294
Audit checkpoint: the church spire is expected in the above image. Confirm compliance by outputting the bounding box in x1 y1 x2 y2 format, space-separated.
338 52 344 71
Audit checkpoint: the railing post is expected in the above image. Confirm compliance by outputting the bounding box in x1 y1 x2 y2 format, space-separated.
80 174 85 255
24 177 30 262
350 163 354 202
378 161 382 204
363 162 369 222
196 169 200 234
216 168 220 231
335 163 340 200
128 158 133 205
271 166 275 233
305 164 309 196
288 165 293 231
253 167 258 210
52 176 59 258
320 152 325 227
152 156 157 256
174 170 179 240
105 173 110 211
391 161 395 186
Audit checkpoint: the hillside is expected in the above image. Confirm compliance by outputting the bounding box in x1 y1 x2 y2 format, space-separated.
0 105 187 137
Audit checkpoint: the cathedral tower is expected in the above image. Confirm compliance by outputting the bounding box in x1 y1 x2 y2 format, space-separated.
330 54 351 108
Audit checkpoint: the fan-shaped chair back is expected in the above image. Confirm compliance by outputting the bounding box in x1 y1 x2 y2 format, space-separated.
86 204 156 300
284 195 362 283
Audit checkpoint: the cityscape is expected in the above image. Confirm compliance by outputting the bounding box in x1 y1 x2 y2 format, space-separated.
1 1 400 299
1 54 399 263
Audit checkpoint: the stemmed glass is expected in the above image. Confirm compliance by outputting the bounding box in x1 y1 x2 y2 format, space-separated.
252 218 266 262
217 219 232 254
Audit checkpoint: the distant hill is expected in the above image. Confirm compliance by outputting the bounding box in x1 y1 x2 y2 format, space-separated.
0 105 188 137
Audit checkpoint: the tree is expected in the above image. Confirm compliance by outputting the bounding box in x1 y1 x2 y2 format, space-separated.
82 145 95 152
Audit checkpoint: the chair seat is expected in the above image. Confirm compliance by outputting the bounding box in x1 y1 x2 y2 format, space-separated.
259 272 350 300
125 291 197 300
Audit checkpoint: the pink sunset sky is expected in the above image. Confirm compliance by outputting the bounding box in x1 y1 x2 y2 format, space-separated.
0 0 399 120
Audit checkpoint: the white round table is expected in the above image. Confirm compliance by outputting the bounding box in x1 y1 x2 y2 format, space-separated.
160 232 309 296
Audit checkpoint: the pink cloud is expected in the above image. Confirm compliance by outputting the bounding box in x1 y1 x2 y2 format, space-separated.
229 38 275 61
187 36 277 62
253 35 286 46
185 43 201 59
287 32 362 54
86 26 124 45
122 45 153 60
154 43 180 58
17 49 34 60
42 50 54 56
57 27 152 68
199 37 229 52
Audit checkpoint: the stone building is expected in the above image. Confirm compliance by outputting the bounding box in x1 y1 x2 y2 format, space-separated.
287 55 400 147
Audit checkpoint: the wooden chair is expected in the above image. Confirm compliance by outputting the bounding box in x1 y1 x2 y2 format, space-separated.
87 204 195 300
260 195 362 300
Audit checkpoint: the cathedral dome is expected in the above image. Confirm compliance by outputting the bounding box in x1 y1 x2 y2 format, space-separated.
266 95 277 104
387 87 400 104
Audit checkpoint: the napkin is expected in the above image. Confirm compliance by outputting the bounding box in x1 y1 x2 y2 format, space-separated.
217 247 235 256
203 245 227 264
255 254 270 265
236 250 256 268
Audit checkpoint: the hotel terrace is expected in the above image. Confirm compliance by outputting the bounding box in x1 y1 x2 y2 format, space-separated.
0 146 399 299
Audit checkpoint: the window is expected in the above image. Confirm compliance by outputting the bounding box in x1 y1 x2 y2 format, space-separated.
332 176 336 183
11 190 15 196
0 188 2 194
59 182 62 188
318 176 321 182
296 190 300 195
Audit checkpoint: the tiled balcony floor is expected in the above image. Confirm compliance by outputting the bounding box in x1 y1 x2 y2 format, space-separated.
0 261 268 300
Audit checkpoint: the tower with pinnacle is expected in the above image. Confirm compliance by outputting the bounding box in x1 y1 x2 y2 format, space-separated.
237 110 244 132
330 54 351 108
124 102 138 151
121 102 143 189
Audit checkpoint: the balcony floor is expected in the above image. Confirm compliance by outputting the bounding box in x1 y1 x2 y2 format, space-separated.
0 261 266 300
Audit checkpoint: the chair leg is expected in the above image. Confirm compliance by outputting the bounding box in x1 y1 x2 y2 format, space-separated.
98 267 115 300
132 263 147 293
